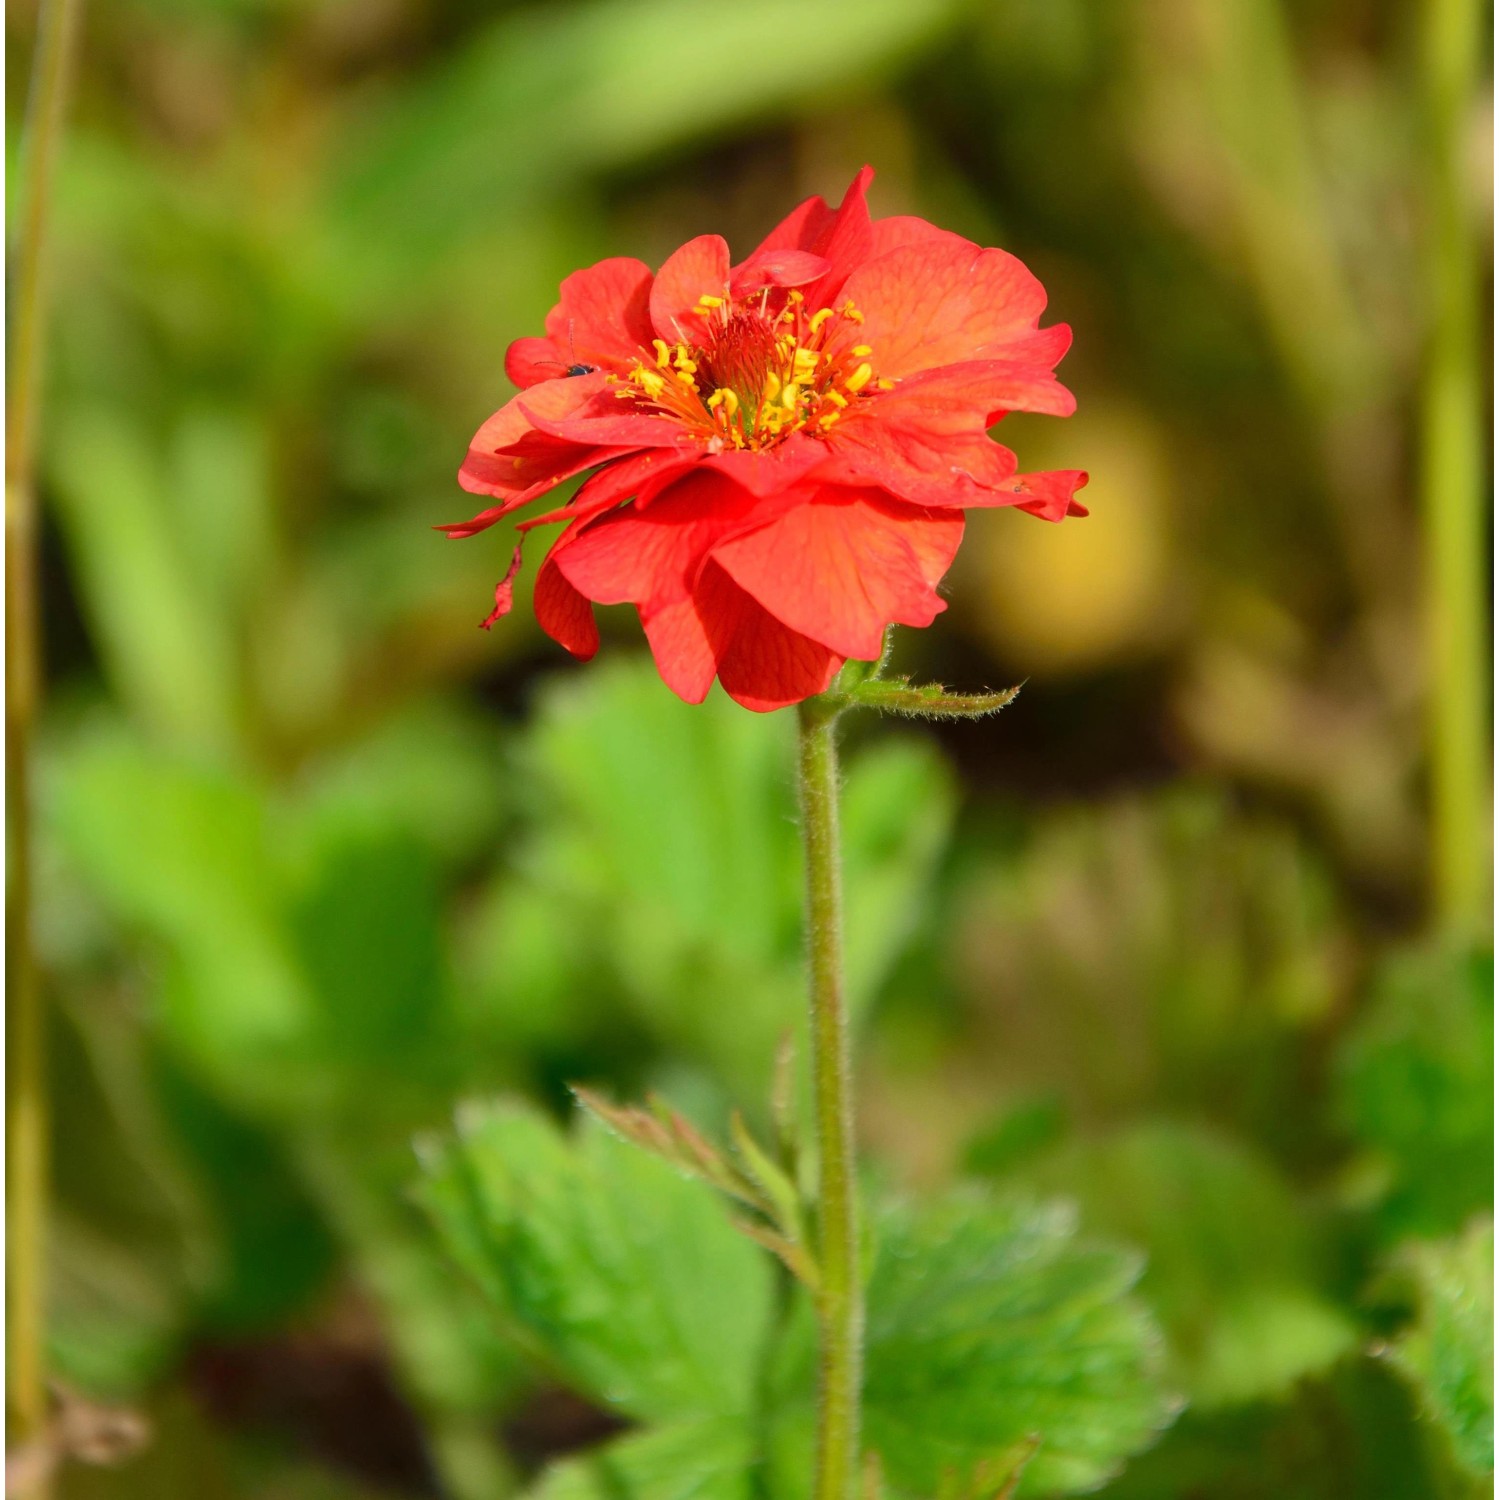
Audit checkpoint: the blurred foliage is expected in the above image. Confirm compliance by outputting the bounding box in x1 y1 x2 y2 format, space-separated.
6 0 1490 1493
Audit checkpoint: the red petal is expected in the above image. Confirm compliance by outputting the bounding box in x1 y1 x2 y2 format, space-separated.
640 595 717 704
517 384 699 452
695 561 842 712
505 336 563 388
480 545 524 629
534 519 601 658
544 257 655 371
552 470 787 615
746 191 837 260
458 374 612 493
814 360 1075 509
804 165 876 305
740 167 878 309
728 247 830 298
841 240 1062 379
995 469 1091 522
650 234 731 344
867 215 971 260
518 450 696 532
709 488 963 659
691 434 825 499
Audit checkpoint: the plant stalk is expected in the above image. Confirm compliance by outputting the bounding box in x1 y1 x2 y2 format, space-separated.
1420 0 1486 933
7 0 82 1473
797 699 862 1500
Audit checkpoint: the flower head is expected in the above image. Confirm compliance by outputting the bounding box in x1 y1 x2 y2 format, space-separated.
447 167 1086 711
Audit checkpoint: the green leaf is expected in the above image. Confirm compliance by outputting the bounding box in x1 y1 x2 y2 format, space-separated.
46 406 240 753
415 1101 775 1427
1384 1219 1493 1479
527 1418 753 1500
1011 1121 1356 1407
46 733 318 1113
47 731 467 1122
1335 943 1492 1242
770 1193 1175 1496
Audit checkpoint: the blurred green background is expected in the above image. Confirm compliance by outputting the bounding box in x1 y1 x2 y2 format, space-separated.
6 0 1493 1495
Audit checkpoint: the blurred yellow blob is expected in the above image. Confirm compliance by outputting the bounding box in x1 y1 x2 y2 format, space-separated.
959 402 1176 674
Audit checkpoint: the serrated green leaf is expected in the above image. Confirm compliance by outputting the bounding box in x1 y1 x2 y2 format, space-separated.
1012 1121 1356 1407
526 1417 753 1500
1384 1219 1493 1478
769 1193 1174 1496
1335 944 1492 1242
415 1101 775 1427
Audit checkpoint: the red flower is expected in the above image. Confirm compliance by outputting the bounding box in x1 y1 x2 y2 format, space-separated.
447 166 1086 712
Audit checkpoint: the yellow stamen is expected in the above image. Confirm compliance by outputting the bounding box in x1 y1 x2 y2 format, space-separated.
652 338 672 368
696 294 725 310
851 344 872 357
826 390 848 409
808 307 835 333
846 362 873 392
707 387 739 417
841 300 864 324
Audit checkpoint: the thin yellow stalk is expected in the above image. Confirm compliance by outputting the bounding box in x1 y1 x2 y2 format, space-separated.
7 0 83 1480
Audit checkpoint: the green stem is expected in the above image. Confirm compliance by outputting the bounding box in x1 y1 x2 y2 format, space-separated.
7 0 82 1471
797 698 862 1500
1420 0 1486 934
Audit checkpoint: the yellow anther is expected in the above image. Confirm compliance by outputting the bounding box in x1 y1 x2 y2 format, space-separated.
851 344 873 357
673 351 698 374
635 369 666 398
841 300 864 324
763 370 782 402
876 377 896 390
696 293 725 309
818 412 841 429
780 382 799 412
652 338 672 368
675 369 696 384
707 387 739 417
792 347 820 377
787 289 804 304
846 362 874 392
826 390 848 409
808 308 835 333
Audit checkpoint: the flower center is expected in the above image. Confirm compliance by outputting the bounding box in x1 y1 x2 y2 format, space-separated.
614 290 886 451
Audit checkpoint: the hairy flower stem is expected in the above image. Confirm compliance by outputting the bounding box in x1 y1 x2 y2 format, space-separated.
7 0 82 1478
797 698 862 1500
1421 0 1485 933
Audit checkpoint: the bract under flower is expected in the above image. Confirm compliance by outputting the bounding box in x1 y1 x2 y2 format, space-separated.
447 166 1087 711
